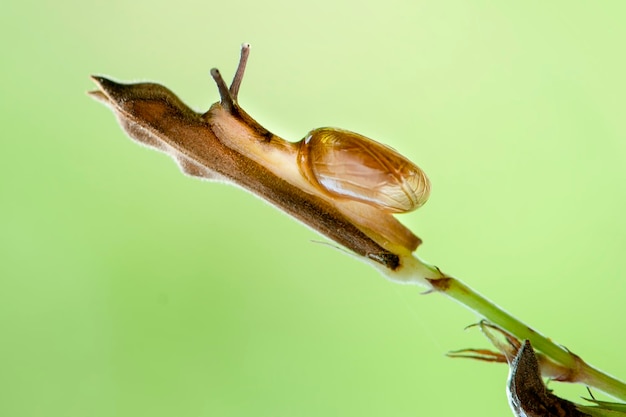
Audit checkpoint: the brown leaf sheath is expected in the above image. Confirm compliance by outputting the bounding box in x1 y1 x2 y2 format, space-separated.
89 77 403 269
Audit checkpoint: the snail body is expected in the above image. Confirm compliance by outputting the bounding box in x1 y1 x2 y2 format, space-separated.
205 43 427 253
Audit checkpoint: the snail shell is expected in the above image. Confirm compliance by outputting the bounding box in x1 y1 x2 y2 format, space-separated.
297 128 430 213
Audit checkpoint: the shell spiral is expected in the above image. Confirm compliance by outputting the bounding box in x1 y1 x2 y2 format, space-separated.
297 128 430 213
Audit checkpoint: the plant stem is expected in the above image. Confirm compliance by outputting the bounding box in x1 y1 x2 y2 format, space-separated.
383 254 626 401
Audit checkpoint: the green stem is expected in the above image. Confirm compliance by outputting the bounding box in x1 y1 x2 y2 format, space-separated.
383 254 626 401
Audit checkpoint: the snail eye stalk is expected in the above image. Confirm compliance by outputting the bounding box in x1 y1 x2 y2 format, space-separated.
209 43 251 112
209 68 234 112
229 42 250 99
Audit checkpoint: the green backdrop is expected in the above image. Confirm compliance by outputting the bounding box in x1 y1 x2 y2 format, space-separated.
2 1 625 416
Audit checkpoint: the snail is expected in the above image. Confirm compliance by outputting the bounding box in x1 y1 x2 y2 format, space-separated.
209 44 430 216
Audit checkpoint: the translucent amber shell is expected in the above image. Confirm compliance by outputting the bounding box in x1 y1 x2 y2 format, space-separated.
297 128 430 213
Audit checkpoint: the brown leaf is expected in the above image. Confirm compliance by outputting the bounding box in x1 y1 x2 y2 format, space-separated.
89 75 406 269
508 340 589 417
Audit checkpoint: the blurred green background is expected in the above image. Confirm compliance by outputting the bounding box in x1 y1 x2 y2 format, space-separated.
2 1 625 416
